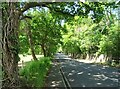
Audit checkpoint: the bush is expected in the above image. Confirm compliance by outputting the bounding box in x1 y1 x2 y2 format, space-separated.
19 57 52 88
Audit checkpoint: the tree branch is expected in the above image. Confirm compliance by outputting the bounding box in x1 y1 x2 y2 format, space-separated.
20 15 32 20
20 2 52 14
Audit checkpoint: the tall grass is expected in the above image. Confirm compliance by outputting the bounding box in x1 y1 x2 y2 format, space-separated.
19 57 52 88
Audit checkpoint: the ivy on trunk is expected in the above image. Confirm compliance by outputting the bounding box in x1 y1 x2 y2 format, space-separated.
2 2 20 88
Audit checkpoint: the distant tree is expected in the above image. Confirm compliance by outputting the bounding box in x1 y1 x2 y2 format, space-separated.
30 9 65 57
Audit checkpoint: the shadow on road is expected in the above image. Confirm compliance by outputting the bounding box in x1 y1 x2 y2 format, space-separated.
61 59 119 87
44 62 65 88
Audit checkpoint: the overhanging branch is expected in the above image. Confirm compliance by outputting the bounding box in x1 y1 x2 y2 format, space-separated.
20 15 32 20
20 2 52 14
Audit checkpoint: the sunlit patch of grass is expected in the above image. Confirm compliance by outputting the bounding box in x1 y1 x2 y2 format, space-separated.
19 57 52 88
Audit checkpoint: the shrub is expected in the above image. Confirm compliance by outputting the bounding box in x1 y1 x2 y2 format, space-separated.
19 57 52 88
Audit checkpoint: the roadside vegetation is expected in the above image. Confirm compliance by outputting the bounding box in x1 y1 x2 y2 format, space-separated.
19 57 52 88
61 15 120 68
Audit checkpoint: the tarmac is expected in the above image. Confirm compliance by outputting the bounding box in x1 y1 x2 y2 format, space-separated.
44 53 120 89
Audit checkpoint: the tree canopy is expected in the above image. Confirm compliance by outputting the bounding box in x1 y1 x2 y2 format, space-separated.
2 1 119 88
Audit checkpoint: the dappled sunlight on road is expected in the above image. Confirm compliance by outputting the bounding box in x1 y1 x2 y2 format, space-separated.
45 53 119 87
44 62 65 87
77 72 83 75
58 55 119 87
51 80 63 87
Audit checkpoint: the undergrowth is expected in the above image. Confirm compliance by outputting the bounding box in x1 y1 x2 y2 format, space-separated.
19 57 52 89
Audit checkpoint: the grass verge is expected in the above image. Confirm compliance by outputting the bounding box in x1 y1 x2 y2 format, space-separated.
19 57 52 89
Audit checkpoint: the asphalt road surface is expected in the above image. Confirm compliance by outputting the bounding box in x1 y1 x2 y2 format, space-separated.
55 53 120 88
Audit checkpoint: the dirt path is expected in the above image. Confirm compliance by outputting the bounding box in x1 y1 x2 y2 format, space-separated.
18 54 44 67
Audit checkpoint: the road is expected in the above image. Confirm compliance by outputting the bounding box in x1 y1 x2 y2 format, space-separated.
55 53 120 88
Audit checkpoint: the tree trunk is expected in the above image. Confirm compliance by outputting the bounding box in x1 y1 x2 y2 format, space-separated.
2 2 20 88
2 2 53 89
26 23 37 60
41 44 47 57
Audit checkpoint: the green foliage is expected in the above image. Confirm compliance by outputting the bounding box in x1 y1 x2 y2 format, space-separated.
34 45 42 55
61 3 119 64
29 9 65 57
78 20 101 54
19 57 52 88
98 22 120 58
63 36 81 55
18 2 119 64
19 35 29 54
62 17 101 57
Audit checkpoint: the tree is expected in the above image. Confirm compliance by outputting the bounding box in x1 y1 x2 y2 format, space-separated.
25 19 37 60
30 9 65 57
61 1 119 61
2 2 20 88
2 2 52 88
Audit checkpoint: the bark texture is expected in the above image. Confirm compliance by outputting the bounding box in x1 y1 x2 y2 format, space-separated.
2 2 51 88
2 2 20 88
